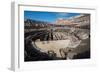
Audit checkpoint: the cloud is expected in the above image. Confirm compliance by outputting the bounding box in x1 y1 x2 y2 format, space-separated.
57 13 69 17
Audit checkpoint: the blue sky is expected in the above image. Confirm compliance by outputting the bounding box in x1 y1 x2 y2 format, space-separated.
24 11 81 24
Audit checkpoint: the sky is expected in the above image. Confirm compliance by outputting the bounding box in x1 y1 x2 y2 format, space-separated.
24 11 81 24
